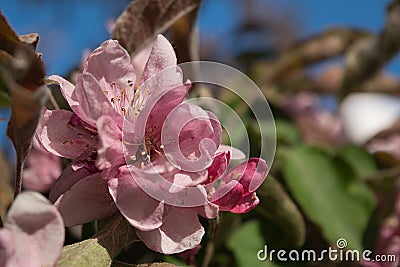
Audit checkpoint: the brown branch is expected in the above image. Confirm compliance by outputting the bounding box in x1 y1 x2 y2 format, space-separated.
254 27 370 85
341 0 400 98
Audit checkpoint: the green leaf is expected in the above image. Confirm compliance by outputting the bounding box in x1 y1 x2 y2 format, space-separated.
282 146 376 250
275 119 300 145
256 176 306 248
57 239 111 267
337 145 377 178
58 214 139 267
227 220 279 267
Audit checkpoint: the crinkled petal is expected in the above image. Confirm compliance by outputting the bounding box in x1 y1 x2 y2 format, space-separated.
230 193 260 214
136 207 204 254
54 173 116 226
210 181 243 211
84 39 136 102
36 109 91 158
108 168 164 231
0 191 64 267
96 115 124 170
73 73 123 127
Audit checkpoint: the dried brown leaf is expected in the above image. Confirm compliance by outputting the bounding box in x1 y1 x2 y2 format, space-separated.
112 0 201 54
0 11 46 197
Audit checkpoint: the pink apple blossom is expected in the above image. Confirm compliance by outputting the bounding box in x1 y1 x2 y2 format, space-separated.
36 35 221 254
0 191 65 267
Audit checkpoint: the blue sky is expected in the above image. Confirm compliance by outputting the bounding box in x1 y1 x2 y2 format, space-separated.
2 0 399 75
1 0 399 157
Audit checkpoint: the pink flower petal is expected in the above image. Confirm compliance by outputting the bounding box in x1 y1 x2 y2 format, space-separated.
0 191 64 267
54 173 116 226
216 145 245 160
73 73 123 127
196 201 219 219
161 103 221 172
132 39 153 83
96 115 124 170
140 34 179 84
206 151 230 184
83 39 136 102
229 192 260 214
210 181 244 211
136 207 204 254
223 158 268 195
23 139 62 193
36 109 91 158
48 75 85 118
108 168 164 231
49 154 98 203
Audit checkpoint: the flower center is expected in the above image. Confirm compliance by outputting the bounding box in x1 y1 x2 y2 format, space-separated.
64 114 98 153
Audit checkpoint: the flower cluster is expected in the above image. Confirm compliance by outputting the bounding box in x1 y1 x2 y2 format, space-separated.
34 35 268 254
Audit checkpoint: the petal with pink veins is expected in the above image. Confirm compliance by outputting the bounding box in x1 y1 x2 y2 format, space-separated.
54 173 116 226
136 207 204 254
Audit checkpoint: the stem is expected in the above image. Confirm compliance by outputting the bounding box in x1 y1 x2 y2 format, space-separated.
14 150 23 198
45 86 59 110
201 241 214 267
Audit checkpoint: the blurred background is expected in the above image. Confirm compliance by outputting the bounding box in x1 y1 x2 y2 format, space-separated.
1 0 400 266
